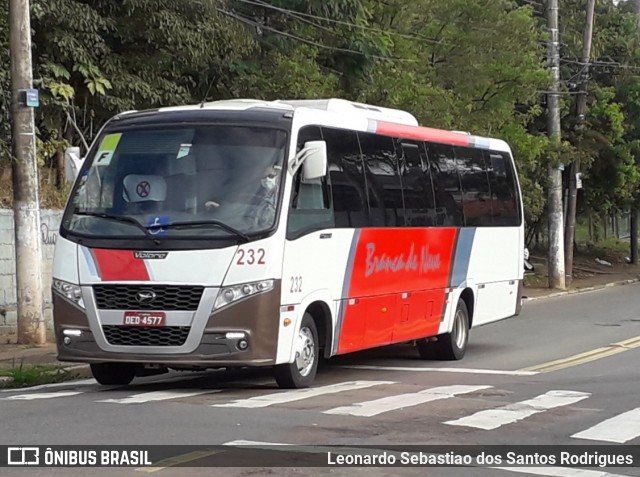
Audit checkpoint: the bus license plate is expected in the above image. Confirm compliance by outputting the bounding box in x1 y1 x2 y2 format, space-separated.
123 312 166 327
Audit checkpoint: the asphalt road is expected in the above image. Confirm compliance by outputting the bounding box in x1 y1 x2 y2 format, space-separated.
2 283 640 477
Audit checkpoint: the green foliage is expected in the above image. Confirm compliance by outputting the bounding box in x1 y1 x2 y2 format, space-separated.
350 0 549 133
557 1 640 215
233 45 341 99
589 88 625 141
500 123 548 221
36 132 69 169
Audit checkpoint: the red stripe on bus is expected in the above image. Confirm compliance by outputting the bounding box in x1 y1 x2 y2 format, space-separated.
375 121 471 146
92 249 150 281
337 228 458 354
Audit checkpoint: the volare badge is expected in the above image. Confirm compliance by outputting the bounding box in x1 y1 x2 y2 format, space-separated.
134 251 168 259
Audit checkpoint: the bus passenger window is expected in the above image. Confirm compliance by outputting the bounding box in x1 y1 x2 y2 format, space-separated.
484 150 521 226
358 132 402 227
426 142 464 226
322 127 369 228
455 146 492 226
398 141 437 227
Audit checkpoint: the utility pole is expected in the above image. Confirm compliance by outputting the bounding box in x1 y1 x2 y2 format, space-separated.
564 0 595 284
547 0 565 289
10 0 46 344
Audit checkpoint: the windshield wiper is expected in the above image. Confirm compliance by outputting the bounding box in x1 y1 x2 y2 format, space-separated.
148 220 250 243
73 211 161 244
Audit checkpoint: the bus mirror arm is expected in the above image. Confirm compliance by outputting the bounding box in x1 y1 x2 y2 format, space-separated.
64 146 85 183
289 141 327 180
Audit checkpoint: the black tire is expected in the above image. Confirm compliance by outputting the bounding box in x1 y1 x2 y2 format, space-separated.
274 313 319 389
417 299 469 361
90 363 136 385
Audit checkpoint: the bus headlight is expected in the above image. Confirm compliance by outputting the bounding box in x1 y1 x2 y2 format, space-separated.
52 279 85 308
214 279 274 310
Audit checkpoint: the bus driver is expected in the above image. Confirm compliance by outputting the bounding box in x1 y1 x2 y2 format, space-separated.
205 165 281 227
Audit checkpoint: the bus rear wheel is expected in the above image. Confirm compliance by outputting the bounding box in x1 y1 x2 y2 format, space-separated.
417 299 469 360
274 314 319 389
90 363 136 385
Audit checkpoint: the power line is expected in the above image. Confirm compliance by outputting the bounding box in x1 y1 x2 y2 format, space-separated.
218 8 419 62
561 57 640 71
537 90 584 95
233 0 449 47
233 0 557 59
521 0 544 6
227 1 607 74
252 0 337 37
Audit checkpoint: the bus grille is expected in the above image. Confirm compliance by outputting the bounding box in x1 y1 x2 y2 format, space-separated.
102 326 190 347
93 285 204 311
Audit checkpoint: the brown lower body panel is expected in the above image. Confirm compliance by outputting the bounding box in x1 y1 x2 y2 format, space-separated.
53 282 281 368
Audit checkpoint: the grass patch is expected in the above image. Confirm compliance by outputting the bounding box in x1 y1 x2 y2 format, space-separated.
530 236 631 265
524 273 547 288
0 361 78 388
578 239 630 264
525 234 637 289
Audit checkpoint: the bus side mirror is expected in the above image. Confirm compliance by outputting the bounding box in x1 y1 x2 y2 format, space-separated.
64 147 84 183
290 141 327 180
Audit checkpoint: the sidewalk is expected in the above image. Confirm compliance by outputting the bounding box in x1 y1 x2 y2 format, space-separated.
0 342 60 369
523 269 640 299
1 271 639 376
0 341 92 386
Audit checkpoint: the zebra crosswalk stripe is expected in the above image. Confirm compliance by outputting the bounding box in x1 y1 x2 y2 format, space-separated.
323 385 492 417
212 381 394 409
571 407 640 443
97 390 219 404
444 390 590 430
4 391 84 400
342 365 537 376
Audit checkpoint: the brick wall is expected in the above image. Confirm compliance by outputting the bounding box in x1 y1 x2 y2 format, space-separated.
0 209 62 336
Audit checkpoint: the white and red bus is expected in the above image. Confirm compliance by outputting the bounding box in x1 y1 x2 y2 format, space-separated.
52 98 524 388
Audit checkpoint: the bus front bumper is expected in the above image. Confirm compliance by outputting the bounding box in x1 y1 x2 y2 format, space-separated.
53 282 281 368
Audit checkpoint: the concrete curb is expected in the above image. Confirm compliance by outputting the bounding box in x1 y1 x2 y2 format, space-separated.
62 364 90 372
525 278 639 302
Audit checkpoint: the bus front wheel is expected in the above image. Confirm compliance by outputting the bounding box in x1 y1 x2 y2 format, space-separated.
417 299 469 361
274 313 319 389
90 363 136 385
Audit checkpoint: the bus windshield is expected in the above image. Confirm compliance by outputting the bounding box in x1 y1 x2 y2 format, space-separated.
64 125 287 240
